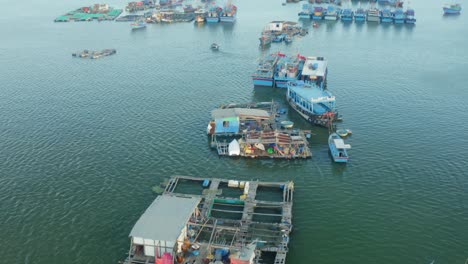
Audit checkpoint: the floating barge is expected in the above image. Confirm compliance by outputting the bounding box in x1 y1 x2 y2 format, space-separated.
54 4 123 22
260 21 308 47
207 102 312 159
72 49 116 59
123 175 295 264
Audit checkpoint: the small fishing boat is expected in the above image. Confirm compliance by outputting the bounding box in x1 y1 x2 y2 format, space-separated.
393 8 406 24
280 120 294 129
328 133 351 163
284 35 293 43
405 9 416 23
313 22 319 27
380 8 394 23
354 8 366 22
195 15 205 24
443 3 461 14
131 20 147 30
324 5 339 20
211 43 220 50
340 8 354 22
272 34 284 43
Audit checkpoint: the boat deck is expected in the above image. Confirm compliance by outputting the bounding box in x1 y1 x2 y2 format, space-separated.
161 175 295 264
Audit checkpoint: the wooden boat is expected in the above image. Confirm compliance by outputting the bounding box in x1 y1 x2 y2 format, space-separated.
280 120 294 128
328 133 350 163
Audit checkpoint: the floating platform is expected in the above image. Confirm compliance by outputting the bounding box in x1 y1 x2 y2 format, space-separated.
72 49 116 59
123 175 294 264
54 5 123 22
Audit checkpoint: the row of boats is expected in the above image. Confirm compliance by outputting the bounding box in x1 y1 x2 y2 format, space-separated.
201 4 237 23
259 21 308 47
299 4 416 24
206 52 351 162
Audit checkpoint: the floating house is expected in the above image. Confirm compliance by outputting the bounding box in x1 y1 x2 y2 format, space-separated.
301 56 328 88
124 176 295 264
207 108 273 136
125 195 201 263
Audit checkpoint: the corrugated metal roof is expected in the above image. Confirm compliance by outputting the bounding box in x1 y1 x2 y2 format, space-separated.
211 108 270 119
129 195 200 241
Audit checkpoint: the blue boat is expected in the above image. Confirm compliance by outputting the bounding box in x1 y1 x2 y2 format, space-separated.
286 80 338 127
405 8 416 23
272 34 284 43
328 133 351 163
380 8 394 23
393 8 405 24
206 7 220 23
252 53 280 87
443 3 461 14
274 54 306 88
284 35 293 44
298 4 313 19
312 6 324 20
220 4 237 22
340 8 354 22
324 5 339 20
354 8 366 22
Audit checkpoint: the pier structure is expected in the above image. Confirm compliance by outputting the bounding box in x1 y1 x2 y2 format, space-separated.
123 175 294 264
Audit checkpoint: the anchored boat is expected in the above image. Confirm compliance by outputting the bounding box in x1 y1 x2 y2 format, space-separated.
274 54 306 88
340 8 354 22
131 20 147 29
329 133 351 163
312 6 324 20
443 3 461 14
367 7 381 22
393 8 406 24
220 3 237 22
355 8 366 22
299 3 313 19
380 8 394 23
252 53 280 87
324 5 339 20
405 8 416 23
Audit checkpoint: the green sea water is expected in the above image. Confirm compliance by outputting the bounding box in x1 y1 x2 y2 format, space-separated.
0 0 467 263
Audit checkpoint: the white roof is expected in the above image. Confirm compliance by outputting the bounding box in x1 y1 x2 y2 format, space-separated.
301 58 327 77
211 108 270 119
129 195 200 241
334 139 351 149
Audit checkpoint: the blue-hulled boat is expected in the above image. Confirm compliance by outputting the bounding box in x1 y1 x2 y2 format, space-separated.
206 7 221 23
380 8 394 23
272 34 284 43
252 53 280 87
393 8 405 23
367 7 381 22
328 133 351 163
405 8 416 23
312 6 324 20
354 8 366 22
299 3 313 19
286 80 338 127
340 8 354 22
324 5 339 20
443 3 461 14
220 4 237 22
274 54 306 88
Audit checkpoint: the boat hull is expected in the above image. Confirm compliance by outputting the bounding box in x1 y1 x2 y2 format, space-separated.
253 78 274 87
367 16 380 22
443 9 461 14
405 18 416 23
341 17 353 22
381 17 393 23
354 16 366 22
220 16 236 22
324 15 338 20
394 18 405 24
312 15 323 20
206 17 219 23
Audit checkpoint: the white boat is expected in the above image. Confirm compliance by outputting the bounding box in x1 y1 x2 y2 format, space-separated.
228 139 240 156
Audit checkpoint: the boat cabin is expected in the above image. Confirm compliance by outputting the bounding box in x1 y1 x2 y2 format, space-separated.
301 57 328 88
207 108 273 135
126 195 201 264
